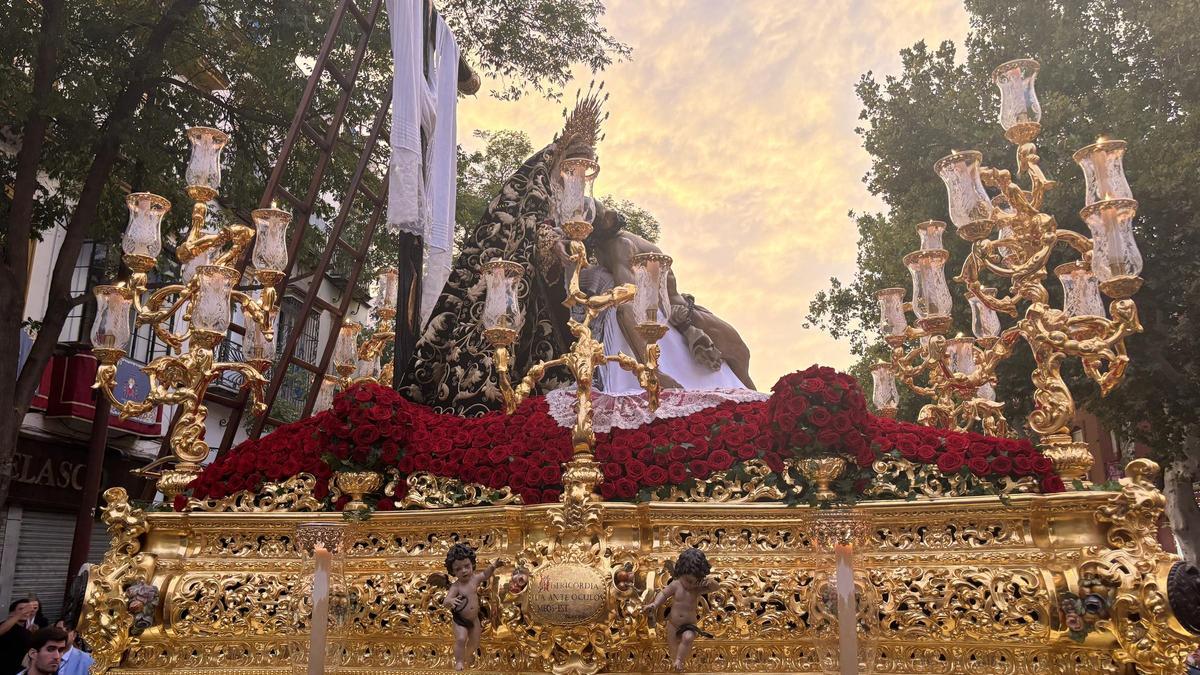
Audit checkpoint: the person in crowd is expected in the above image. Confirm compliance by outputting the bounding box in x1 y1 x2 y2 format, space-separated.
49 622 90 675
0 599 39 675
15 627 67 675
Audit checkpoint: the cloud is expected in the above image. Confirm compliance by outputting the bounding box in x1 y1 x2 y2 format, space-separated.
458 0 968 388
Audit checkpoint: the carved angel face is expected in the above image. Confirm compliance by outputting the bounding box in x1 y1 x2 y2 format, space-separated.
451 558 475 582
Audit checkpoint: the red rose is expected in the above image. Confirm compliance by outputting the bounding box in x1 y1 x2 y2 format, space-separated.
763 452 785 473
967 456 991 476
543 489 561 503
668 446 687 462
967 441 994 457
644 466 668 485
990 456 1013 475
708 450 734 471
943 435 969 453
354 387 374 402
375 498 395 511
368 404 392 421
1033 456 1054 474
667 463 687 483
791 431 813 448
808 407 833 427
1041 475 1066 493
1013 456 1033 475
786 397 810 416
816 429 842 447
615 478 638 499
612 445 634 463
735 445 758 460
688 460 711 477
798 378 826 394
624 460 647 480
916 445 938 463
856 447 876 468
936 452 965 474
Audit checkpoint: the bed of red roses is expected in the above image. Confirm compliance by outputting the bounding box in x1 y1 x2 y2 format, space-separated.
186 365 1064 510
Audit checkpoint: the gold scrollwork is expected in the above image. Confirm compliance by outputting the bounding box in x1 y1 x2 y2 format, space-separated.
390 470 524 509
185 473 322 512
865 456 1037 499
79 488 154 675
659 460 789 503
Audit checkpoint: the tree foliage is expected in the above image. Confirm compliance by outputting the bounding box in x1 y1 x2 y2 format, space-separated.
455 128 659 244
440 0 630 100
806 0 1200 557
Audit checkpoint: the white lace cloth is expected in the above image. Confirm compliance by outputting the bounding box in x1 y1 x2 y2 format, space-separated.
545 387 769 434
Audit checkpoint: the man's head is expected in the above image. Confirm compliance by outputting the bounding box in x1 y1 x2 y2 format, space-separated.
26 627 68 674
589 199 627 239
54 620 77 648
8 598 34 619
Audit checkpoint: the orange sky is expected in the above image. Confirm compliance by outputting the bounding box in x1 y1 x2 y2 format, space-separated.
458 0 970 390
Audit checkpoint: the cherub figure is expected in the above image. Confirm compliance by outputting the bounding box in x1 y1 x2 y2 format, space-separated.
506 566 530 595
643 547 718 672
443 543 507 671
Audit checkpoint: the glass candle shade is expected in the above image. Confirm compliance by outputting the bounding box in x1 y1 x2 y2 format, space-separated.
876 288 908 338
185 126 229 191
916 220 946 251
243 295 277 366
192 265 239 335
904 250 954 325
557 157 599 228
935 151 994 241
122 193 170 261
946 336 978 375
870 362 900 411
991 59 1042 142
332 322 363 374
976 381 997 402
375 267 399 313
968 288 1002 339
1081 199 1143 291
631 253 672 325
1073 139 1133 206
481 260 525 332
1056 261 1106 318
313 376 338 413
90 285 133 352
250 208 291 275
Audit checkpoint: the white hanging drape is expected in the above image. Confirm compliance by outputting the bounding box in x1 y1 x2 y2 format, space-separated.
385 0 459 325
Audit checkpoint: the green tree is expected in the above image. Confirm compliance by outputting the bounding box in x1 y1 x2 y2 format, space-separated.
0 0 629 507
806 0 1200 561
455 129 661 243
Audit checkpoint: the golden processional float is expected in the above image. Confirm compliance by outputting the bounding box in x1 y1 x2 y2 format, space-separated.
79 60 1200 675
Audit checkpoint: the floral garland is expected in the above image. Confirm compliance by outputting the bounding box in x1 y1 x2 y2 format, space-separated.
186 366 1064 510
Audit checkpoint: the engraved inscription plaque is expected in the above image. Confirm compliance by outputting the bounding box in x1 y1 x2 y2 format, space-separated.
526 563 608 626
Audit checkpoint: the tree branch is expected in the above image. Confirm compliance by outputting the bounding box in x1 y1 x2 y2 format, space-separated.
12 0 204 419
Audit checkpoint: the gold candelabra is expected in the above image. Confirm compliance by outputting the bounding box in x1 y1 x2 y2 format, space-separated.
310 268 400 413
873 59 1144 487
482 157 669 492
90 126 291 498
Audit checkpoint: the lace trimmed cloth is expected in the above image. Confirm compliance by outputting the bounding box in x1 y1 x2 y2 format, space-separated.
545 387 769 434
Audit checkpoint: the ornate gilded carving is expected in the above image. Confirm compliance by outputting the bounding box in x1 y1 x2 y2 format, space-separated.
79 488 153 675
392 471 523 508
658 460 788 503
81 480 1199 675
1077 459 1198 674
185 473 321 513
866 456 1038 499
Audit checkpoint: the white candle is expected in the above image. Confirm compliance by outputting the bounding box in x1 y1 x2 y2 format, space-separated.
835 542 858 675
309 545 332 675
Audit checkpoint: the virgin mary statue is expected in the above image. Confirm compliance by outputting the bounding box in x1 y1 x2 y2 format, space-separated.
399 94 754 416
